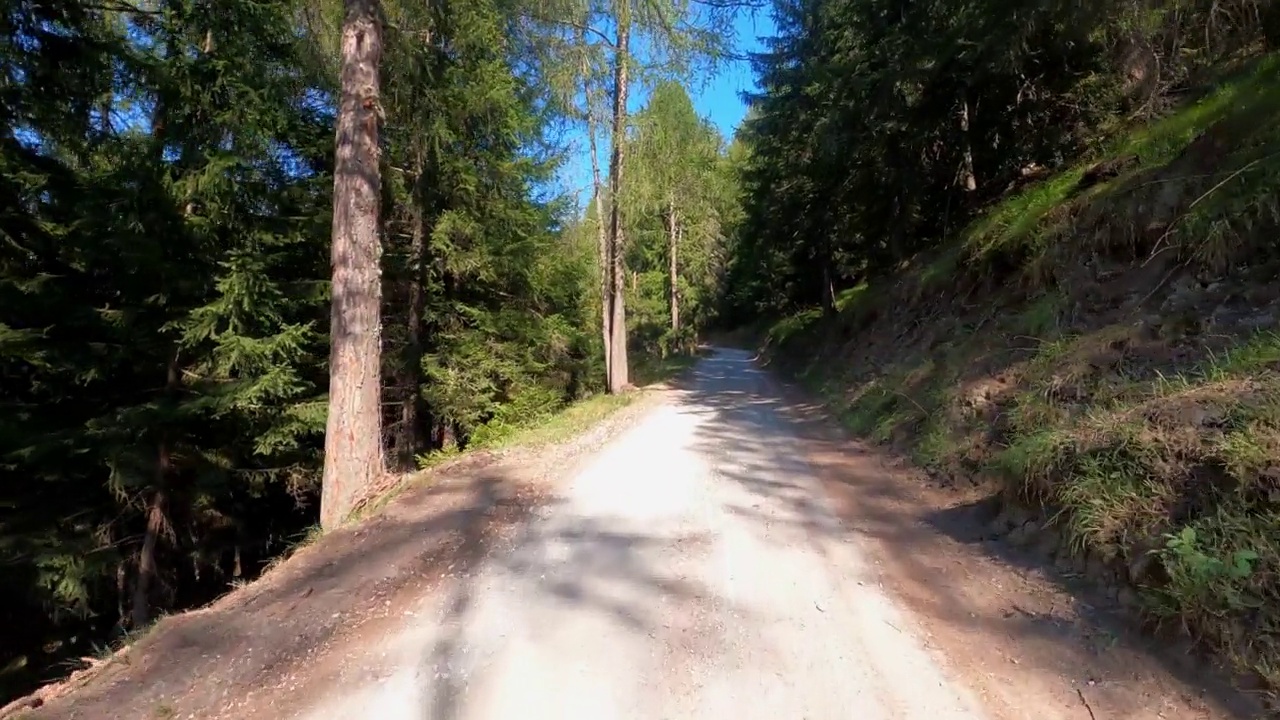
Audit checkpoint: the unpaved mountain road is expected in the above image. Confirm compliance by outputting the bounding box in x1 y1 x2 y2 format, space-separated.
301 348 987 720
289 348 1256 720
20 348 1260 720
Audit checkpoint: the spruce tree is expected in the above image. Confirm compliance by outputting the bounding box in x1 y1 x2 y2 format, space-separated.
323 0 385 530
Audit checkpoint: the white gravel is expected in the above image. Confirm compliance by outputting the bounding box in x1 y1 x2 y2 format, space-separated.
295 348 991 720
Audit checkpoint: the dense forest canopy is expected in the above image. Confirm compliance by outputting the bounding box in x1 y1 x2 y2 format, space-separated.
722 0 1279 322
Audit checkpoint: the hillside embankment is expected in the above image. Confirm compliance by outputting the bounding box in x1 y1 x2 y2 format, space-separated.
759 53 1280 707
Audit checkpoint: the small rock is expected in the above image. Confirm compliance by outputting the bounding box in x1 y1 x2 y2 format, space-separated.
1085 553 1113 583
987 510 1012 536
1054 553 1075 575
1127 550 1158 584
1007 504 1034 528
1007 520 1040 548
1034 529 1060 558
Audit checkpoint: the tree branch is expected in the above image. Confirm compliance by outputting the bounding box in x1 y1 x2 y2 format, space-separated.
521 12 616 47
82 1 162 15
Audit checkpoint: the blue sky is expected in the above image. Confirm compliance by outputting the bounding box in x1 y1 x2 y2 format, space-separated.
555 9 776 207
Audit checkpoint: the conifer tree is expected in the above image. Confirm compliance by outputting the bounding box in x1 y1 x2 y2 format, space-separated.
323 0 385 529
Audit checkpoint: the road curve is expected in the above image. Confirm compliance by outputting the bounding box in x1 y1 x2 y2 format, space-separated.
300 348 991 720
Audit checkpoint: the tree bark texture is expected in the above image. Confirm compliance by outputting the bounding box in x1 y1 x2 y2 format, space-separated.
392 192 428 471
132 351 180 628
959 94 977 193
322 0 384 530
584 75 612 388
820 228 836 316
667 198 679 333
131 470 167 628
605 11 631 392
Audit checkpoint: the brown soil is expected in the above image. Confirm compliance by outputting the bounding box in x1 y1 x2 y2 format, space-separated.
3 393 662 720
772 378 1271 720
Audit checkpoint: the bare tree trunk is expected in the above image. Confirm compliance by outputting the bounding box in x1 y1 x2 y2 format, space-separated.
594 193 612 385
133 43 189 620
667 198 679 333
605 9 631 393
132 351 180 628
131 472 167 628
393 190 428 471
323 0 384 530
583 62 611 388
959 93 977 193
820 226 836 316
822 260 836 315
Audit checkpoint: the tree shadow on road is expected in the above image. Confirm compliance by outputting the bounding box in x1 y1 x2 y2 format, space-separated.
669 348 1265 720
420 468 751 719
24 455 551 720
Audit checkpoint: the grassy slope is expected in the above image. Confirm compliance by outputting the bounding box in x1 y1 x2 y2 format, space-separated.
764 54 1280 697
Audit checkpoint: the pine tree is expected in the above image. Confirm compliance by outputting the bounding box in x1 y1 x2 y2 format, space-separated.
323 0 385 530
2 0 333 691
627 82 724 347
527 0 738 391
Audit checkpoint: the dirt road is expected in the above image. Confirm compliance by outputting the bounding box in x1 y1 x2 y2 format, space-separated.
286 348 1256 720
21 348 1258 720
293 348 985 720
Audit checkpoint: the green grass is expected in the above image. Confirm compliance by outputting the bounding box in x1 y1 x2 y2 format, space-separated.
764 308 823 350
1013 293 1064 337
917 244 964 294
964 168 1086 261
994 334 1280 684
483 392 635 449
346 389 641 524
632 349 703 387
834 282 871 312
962 52 1280 274
796 309 1280 691
1114 54 1280 166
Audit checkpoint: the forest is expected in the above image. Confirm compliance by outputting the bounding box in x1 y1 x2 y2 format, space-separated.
5 0 1280 707
0 0 739 701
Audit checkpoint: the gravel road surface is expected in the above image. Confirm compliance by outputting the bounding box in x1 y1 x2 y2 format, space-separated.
298 348 989 720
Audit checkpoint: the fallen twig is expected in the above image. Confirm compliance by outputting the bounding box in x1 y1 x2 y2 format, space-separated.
1144 152 1277 265
1076 687 1097 720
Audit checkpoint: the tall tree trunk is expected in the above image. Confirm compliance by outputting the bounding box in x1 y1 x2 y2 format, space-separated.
821 260 836 315
959 93 977 193
820 225 836 316
594 191 612 386
132 36 192 622
132 351 180 628
605 9 631 392
323 0 384 530
583 63 611 388
393 190 428 471
132 464 168 628
667 198 679 333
